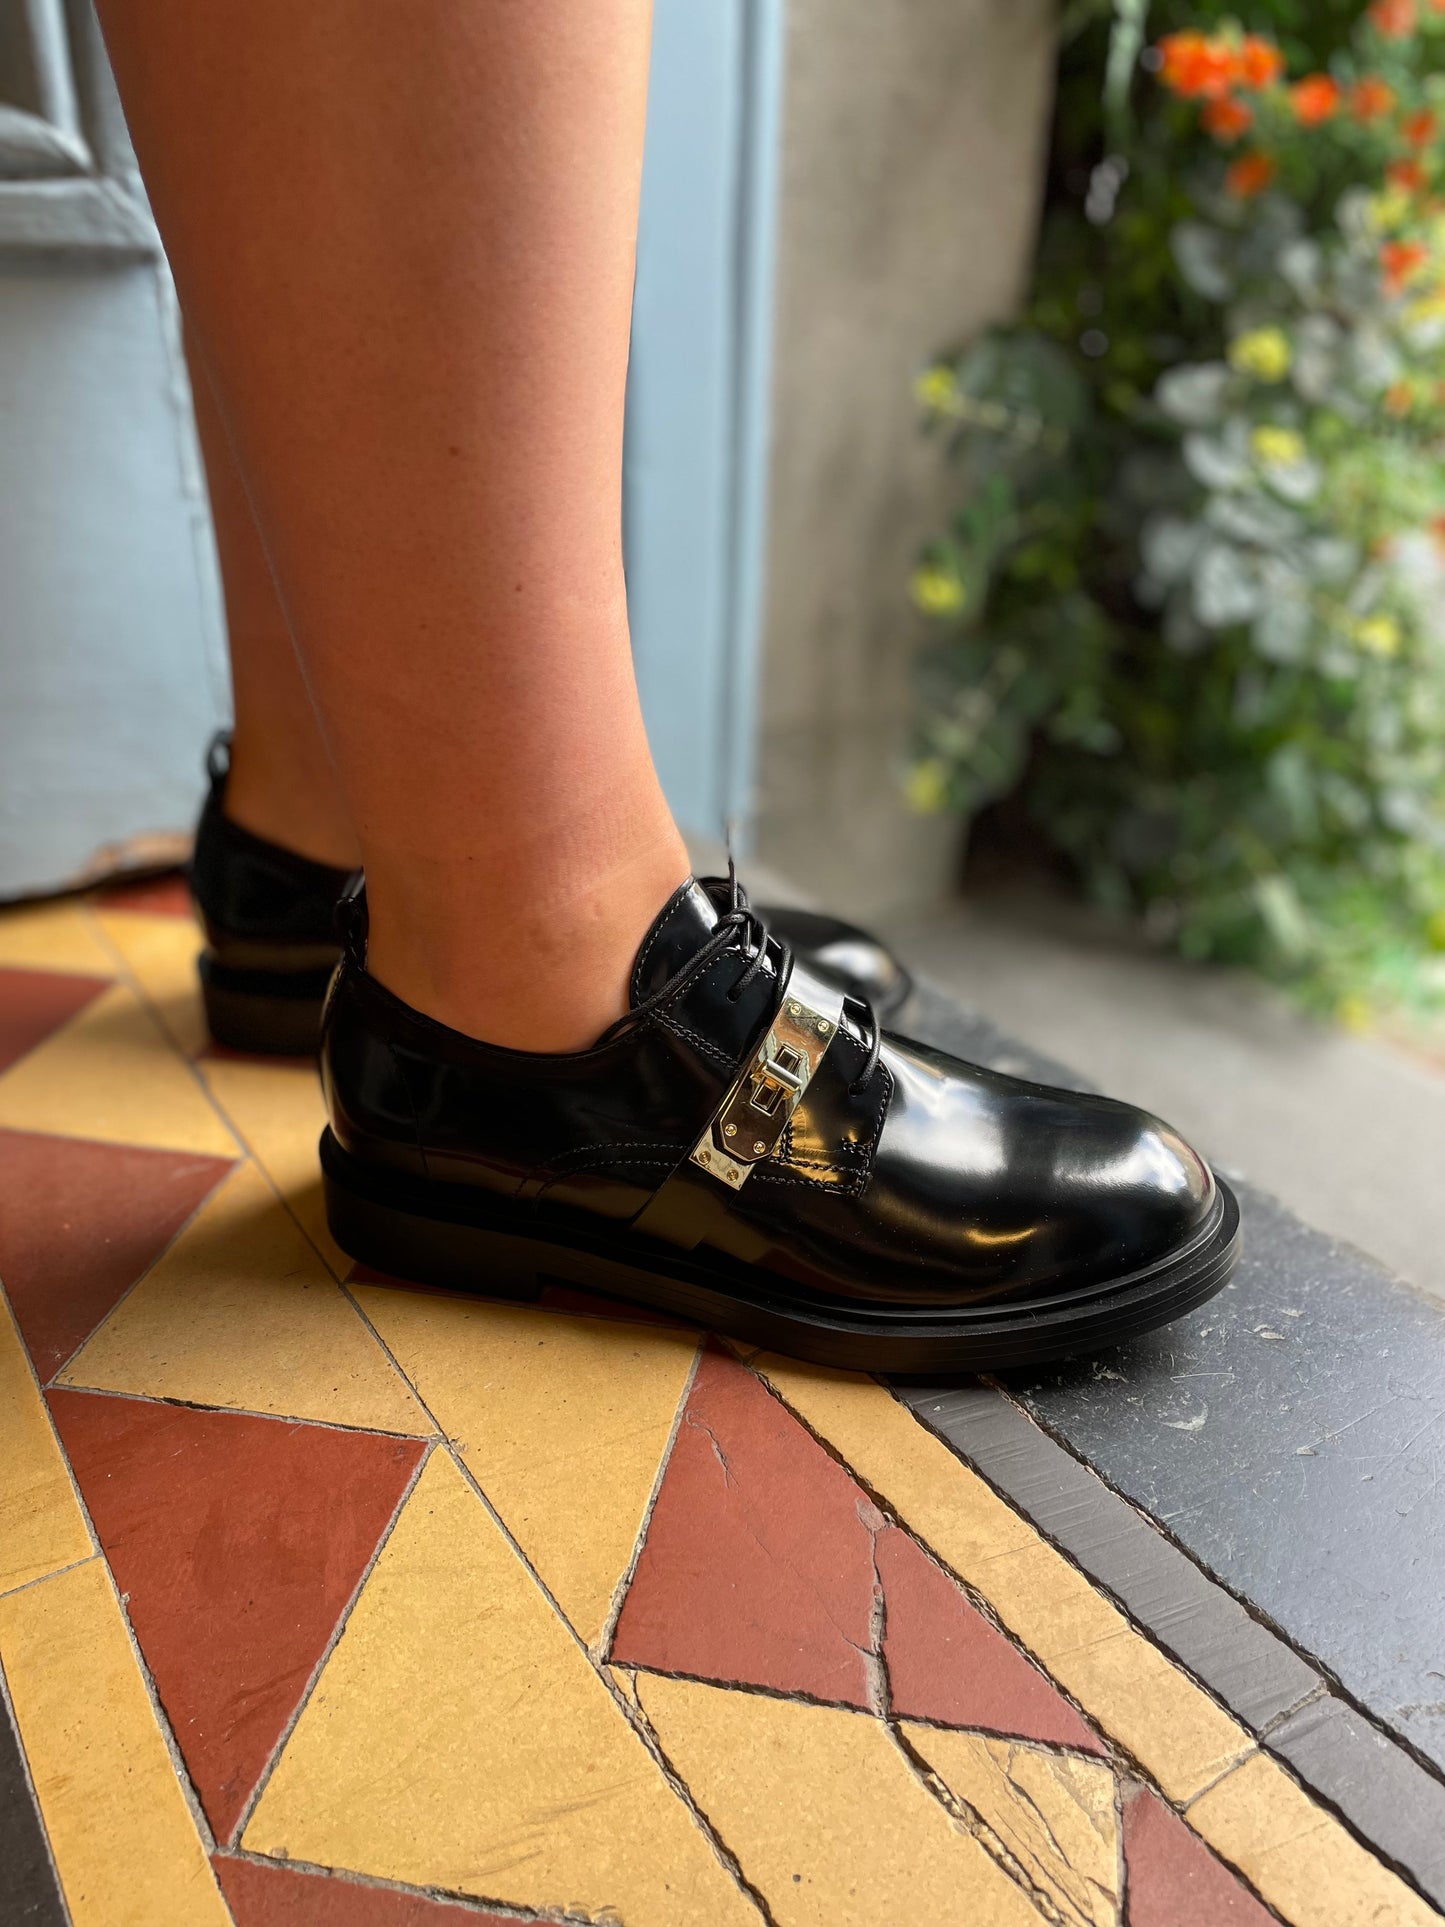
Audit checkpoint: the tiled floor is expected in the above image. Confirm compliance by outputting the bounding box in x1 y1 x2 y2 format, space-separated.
0 882 1439 1927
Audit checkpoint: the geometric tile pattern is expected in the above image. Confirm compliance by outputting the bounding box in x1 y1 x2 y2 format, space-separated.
0 884 1439 1927
48 1391 424 1842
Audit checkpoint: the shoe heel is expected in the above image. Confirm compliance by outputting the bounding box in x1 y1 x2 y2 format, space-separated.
322 1148 543 1301
198 954 329 1057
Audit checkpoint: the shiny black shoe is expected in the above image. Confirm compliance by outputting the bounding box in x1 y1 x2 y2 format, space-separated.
189 737 913 1055
189 736 355 1055
318 874 1240 1371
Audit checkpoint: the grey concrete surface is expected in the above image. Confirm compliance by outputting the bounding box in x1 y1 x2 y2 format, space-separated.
753 0 1057 916
890 893 1445 1304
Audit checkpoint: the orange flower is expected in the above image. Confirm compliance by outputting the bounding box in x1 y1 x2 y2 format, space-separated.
1226 151 1277 198
1369 0 1416 34
1350 76 1398 121
1235 36 1286 89
1381 238 1429 291
1389 158 1427 192
1203 96 1254 142
1385 380 1414 415
1158 31 1237 99
1404 108 1438 148
1432 514 1445 554
1291 74 1342 125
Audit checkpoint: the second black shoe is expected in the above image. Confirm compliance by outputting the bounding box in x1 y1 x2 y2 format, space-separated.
189 735 913 1055
319 873 1239 1372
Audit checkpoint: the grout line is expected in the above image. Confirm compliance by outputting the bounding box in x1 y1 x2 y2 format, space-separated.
43 1377 437 1442
0 1555 100 1607
0 1648 74 1927
229 1441 432 1845
594 1338 704 1662
1 1284 100 1569
40 1158 236 1387
622 1678 780 1927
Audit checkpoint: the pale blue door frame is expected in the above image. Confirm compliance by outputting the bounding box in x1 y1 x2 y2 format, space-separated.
625 0 786 848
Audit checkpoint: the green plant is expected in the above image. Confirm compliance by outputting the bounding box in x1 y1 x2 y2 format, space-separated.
911 1 1445 1018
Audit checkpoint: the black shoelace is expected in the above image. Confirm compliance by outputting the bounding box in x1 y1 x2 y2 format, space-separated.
601 862 883 1097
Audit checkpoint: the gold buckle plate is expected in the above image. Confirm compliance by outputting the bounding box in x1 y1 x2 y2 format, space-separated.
689 981 845 1189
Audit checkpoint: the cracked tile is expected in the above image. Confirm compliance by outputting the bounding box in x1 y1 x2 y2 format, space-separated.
753 1355 1253 1802
0 1127 234 1379
0 981 237 1155
906 1726 1119 1927
1187 1751 1440 1927
877 1526 1104 1752
0 1296 92 1596
49 1389 425 1842
0 1559 231 1927
1121 1784 1275 1927
58 1163 429 1434
612 1347 879 1701
245 1451 760 1926
355 1285 698 1645
636 1671 1048 1926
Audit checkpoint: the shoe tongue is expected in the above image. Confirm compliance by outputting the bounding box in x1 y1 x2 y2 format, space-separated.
630 878 723 1005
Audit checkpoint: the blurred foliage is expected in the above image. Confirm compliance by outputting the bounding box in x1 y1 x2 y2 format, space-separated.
910 0 1445 1019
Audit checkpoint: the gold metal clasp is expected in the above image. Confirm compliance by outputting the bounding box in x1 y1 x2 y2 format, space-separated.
689 981 844 1189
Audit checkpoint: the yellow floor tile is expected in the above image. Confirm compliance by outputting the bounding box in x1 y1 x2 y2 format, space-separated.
751 1355 1251 1804
0 899 116 976
906 1727 1119 1927
245 1450 760 1926
636 1673 1047 1927
0 1298 92 1594
197 1053 347 1273
1188 1750 1440 1927
58 1163 428 1435
0 1558 231 1927
93 909 207 1058
357 1288 698 1644
0 982 236 1156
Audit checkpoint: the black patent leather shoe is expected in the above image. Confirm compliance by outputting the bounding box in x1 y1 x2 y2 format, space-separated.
190 737 912 1055
318 875 1239 1371
189 736 355 1055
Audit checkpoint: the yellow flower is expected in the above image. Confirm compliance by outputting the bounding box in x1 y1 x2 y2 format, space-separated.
1335 993 1372 1033
1404 286 1445 324
910 566 967 617
1229 327 1293 381
1367 185 1413 233
1426 907 1445 951
905 759 951 814
1354 614 1402 656
1250 424 1307 468
914 364 963 415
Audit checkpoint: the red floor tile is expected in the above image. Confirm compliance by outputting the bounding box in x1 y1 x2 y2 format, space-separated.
1122 1784 1276 1926
610 1348 878 1704
0 967 110 1075
876 1525 1105 1752
49 1392 426 1843
0 1128 234 1377
213 1856 517 1925
94 873 193 917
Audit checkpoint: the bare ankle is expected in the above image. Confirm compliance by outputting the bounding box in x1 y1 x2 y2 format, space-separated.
224 739 363 872
366 832 690 1053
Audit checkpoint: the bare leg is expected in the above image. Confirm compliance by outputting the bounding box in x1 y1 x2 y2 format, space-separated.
97 0 687 1050
185 336 360 871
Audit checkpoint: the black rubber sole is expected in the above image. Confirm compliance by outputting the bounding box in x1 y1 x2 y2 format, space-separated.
198 954 333 1057
321 1129 1242 1372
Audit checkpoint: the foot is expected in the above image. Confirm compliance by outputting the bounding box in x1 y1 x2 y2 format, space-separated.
189 739 914 1056
318 875 1238 1370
